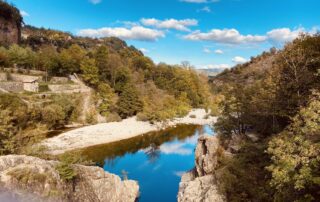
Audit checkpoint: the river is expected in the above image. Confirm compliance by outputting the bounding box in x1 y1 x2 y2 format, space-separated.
80 124 215 202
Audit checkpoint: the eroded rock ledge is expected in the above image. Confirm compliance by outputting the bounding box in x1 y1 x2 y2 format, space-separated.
0 155 139 202
178 135 226 202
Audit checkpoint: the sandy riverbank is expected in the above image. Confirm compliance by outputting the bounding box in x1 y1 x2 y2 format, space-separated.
42 109 217 155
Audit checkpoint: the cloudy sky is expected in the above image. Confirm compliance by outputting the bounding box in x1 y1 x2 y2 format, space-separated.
10 0 319 69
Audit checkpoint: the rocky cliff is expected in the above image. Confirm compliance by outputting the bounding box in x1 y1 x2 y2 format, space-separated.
178 135 226 202
0 155 139 202
0 1 22 45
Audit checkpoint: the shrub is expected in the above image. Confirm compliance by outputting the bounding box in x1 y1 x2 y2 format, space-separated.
55 154 78 181
105 112 122 123
41 104 66 127
189 115 196 118
39 83 50 92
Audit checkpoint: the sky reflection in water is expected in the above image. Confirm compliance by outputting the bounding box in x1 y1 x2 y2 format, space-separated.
82 125 214 202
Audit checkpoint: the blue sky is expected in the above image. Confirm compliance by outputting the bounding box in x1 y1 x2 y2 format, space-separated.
9 0 320 69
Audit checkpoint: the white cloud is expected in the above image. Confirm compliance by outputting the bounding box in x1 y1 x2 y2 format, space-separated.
232 56 248 64
173 171 186 177
181 0 219 3
89 0 102 4
267 28 304 44
203 64 231 69
184 28 267 44
141 18 198 32
139 48 149 53
20 10 29 17
198 6 211 13
184 27 317 45
160 143 193 155
214 49 224 54
203 48 211 53
77 26 165 41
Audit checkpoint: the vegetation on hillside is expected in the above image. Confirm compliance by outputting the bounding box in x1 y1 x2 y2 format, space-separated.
213 34 320 201
0 22 210 155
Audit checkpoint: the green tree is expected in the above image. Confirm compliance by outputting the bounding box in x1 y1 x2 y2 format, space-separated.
80 58 99 86
97 83 117 117
117 84 143 118
94 45 109 81
60 44 86 74
267 92 320 201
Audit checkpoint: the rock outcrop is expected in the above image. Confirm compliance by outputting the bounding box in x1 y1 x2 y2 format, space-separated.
0 155 139 202
178 135 226 202
0 2 22 45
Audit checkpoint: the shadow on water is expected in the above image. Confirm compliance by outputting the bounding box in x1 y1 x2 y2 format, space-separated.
79 124 203 167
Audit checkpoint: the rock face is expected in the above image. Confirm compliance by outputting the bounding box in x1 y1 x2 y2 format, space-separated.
0 155 139 202
0 16 20 45
178 135 226 202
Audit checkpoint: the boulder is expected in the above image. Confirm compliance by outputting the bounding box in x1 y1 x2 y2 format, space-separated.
0 155 139 202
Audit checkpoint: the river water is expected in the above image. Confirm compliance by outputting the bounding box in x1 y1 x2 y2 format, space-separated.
81 124 215 202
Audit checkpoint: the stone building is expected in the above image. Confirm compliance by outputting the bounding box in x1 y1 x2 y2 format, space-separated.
0 73 40 93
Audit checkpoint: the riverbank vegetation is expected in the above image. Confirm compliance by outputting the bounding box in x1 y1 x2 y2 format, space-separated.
213 34 320 201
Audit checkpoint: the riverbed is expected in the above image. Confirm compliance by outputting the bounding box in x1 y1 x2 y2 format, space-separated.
80 124 215 202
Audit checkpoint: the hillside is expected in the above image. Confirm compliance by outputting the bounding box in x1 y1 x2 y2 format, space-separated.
210 34 320 201
211 48 277 87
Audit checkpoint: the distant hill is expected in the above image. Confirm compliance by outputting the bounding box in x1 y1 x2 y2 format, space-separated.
211 48 277 86
195 68 224 77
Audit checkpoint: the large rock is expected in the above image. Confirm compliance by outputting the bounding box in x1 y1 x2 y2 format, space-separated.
0 155 139 202
195 135 220 176
178 135 226 202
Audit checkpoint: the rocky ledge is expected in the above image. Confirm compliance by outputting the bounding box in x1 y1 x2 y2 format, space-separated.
178 135 226 202
0 155 139 202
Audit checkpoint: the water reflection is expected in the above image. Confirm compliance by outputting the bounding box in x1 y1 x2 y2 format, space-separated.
80 125 202 166
80 124 215 202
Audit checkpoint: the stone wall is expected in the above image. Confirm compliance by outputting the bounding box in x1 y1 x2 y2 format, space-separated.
11 74 42 82
50 76 69 83
3 68 46 76
0 16 19 45
0 82 23 93
23 83 39 92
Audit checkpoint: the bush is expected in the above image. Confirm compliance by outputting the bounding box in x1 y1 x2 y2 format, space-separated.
105 112 122 123
41 104 66 127
39 83 50 92
55 154 78 181
189 115 196 118
86 109 97 124
136 113 149 122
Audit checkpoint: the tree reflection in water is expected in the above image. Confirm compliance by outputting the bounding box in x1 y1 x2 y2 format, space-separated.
76 124 202 166
144 143 160 164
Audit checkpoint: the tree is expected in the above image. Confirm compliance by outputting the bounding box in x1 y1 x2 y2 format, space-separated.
275 34 320 124
116 84 143 118
97 83 117 117
267 92 320 201
214 84 251 136
80 58 99 86
60 44 86 74
94 45 109 81
107 53 124 87
7 45 36 68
